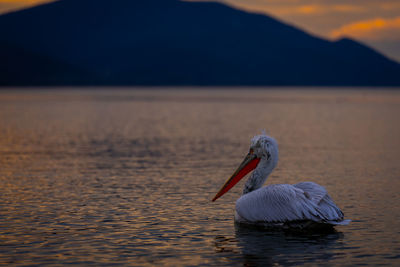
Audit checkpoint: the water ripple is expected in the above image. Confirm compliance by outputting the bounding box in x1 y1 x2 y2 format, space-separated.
0 89 399 266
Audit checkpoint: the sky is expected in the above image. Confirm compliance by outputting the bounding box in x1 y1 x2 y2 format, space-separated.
1 0 399 62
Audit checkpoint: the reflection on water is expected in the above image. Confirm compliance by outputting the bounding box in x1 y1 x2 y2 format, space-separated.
0 88 400 266
215 224 343 266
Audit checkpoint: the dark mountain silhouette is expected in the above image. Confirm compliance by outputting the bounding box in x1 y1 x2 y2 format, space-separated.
0 42 94 86
1 0 399 86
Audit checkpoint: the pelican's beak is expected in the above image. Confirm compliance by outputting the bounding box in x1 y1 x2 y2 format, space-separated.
212 152 260 202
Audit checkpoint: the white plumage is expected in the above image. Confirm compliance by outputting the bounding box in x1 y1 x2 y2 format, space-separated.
235 182 349 226
213 134 350 228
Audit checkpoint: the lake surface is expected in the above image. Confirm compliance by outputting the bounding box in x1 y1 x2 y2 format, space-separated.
0 88 400 266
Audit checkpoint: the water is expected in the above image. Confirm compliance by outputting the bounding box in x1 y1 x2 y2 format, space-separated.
0 88 399 266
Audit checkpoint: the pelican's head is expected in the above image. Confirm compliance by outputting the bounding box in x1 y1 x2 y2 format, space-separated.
212 134 279 201
249 134 279 164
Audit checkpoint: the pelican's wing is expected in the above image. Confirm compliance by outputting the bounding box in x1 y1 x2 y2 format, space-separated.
293 182 347 223
235 183 349 224
293 182 327 204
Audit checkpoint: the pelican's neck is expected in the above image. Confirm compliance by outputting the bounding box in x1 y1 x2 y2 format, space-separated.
242 158 275 195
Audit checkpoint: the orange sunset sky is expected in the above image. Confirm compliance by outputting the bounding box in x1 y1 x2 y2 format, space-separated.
1 0 399 61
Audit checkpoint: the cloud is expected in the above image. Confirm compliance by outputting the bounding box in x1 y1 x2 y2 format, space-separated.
294 4 365 15
380 2 400 11
0 0 52 5
295 5 320 14
0 0 53 14
223 3 366 16
331 17 400 41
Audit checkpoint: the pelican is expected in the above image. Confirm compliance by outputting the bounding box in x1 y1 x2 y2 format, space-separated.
212 134 350 229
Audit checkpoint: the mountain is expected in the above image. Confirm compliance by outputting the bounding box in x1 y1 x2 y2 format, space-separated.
1 0 399 86
0 42 94 86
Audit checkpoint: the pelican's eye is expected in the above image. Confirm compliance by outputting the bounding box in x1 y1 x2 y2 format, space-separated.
265 142 271 159
249 148 254 155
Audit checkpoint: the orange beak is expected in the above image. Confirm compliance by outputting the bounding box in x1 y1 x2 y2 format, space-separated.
212 152 260 201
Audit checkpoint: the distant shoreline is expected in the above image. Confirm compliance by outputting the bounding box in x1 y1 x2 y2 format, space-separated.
1 86 400 91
